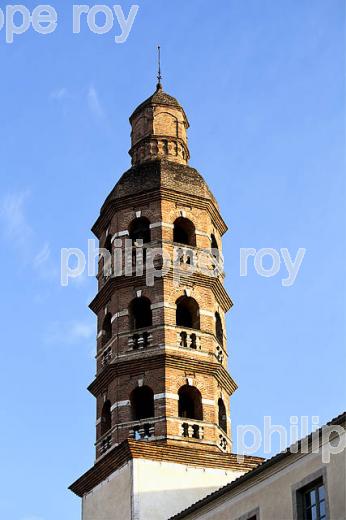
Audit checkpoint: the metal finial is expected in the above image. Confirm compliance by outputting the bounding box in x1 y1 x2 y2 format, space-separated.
157 45 162 89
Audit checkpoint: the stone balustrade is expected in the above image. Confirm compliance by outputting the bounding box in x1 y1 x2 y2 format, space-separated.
177 329 201 350
100 434 112 454
216 344 224 363
219 434 228 451
101 346 112 366
181 421 204 440
130 422 155 440
128 330 152 350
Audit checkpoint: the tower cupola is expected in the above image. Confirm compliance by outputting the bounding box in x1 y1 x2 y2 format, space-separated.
129 83 190 166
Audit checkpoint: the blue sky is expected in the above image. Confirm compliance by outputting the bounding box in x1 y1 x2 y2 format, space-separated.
0 1 345 518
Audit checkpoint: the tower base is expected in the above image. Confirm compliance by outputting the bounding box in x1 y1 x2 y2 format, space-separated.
70 440 263 520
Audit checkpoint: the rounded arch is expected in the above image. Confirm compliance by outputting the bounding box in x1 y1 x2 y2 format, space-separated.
215 312 224 346
129 217 151 244
178 385 203 421
154 111 178 138
130 385 154 421
176 296 200 330
102 313 112 346
173 217 196 247
129 297 152 330
101 400 112 436
218 398 227 434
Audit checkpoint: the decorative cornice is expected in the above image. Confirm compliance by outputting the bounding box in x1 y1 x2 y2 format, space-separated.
91 182 227 239
87 353 237 397
69 438 263 498
92 191 162 237
159 187 228 236
90 270 232 315
129 135 190 167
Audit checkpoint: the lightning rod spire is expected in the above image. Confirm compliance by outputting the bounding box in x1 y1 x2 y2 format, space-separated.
157 45 162 90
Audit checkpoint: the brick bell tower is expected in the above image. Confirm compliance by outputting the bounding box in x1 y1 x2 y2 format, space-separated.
70 80 261 520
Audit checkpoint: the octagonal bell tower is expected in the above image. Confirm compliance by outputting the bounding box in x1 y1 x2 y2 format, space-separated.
70 80 262 520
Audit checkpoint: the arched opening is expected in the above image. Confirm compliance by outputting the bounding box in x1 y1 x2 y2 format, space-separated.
130 386 154 420
215 312 223 346
104 235 112 254
101 236 113 276
178 385 203 421
129 217 151 244
211 234 218 251
129 297 152 330
176 296 200 329
102 313 112 346
101 400 112 436
218 398 227 434
210 233 220 267
173 217 196 247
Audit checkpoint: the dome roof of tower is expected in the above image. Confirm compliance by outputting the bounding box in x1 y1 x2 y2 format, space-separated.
107 160 217 206
92 160 227 238
130 84 187 123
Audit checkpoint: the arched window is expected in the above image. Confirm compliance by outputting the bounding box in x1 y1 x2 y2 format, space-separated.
129 217 151 244
176 296 200 329
173 217 196 247
218 398 227 433
211 234 218 251
178 385 203 421
101 400 112 435
210 233 220 267
129 297 152 330
130 386 154 420
102 313 112 346
104 235 112 254
215 312 223 346
101 236 113 276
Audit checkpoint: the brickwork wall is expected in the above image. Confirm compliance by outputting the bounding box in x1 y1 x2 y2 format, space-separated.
95 363 232 458
130 101 189 166
90 94 233 459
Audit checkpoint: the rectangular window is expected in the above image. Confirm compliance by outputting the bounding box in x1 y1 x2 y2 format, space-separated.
235 511 259 520
298 478 326 520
